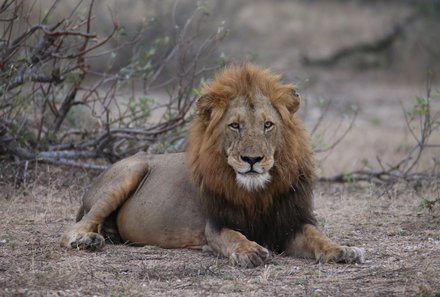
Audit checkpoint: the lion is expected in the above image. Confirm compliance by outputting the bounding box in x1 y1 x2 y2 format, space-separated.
60 64 364 267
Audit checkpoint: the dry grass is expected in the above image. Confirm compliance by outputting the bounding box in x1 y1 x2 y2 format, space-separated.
1 161 439 296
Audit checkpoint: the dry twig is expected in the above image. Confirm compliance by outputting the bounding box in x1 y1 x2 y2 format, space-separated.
319 74 440 184
0 0 227 169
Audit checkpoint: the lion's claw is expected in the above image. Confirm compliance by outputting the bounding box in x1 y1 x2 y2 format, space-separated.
318 246 365 264
229 242 271 268
63 232 105 251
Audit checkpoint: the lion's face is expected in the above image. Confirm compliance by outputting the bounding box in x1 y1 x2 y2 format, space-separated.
221 92 281 191
187 64 311 198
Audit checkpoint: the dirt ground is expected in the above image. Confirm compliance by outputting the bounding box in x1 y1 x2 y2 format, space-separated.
0 161 439 297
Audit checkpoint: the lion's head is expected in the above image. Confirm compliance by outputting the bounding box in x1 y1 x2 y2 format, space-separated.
187 64 314 209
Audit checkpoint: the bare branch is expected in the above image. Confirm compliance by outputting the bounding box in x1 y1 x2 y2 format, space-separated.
319 71 439 184
41 158 108 171
1 0 226 168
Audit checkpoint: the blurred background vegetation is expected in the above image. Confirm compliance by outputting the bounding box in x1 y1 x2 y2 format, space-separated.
1 0 439 184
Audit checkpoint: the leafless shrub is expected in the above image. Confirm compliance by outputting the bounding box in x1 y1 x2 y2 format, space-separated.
310 101 359 157
0 0 227 169
318 75 440 185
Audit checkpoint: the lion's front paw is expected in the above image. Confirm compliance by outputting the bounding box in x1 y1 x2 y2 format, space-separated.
229 241 271 268
318 246 365 264
61 231 105 251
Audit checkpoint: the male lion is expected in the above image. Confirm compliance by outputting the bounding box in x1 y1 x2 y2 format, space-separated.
60 64 365 267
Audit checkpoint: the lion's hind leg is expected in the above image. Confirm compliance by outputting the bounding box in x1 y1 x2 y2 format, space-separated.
60 153 150 251
286 224 365 264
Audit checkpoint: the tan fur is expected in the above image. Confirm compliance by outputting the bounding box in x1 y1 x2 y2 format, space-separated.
60 64 364 267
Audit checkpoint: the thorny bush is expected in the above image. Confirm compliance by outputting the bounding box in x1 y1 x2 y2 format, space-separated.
0 0 227 169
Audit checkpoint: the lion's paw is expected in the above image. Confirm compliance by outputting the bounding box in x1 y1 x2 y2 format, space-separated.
318 246 365 264
229 241 271 268
61 232 105 251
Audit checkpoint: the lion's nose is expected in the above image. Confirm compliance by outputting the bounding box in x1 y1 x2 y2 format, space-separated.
240 156 263 166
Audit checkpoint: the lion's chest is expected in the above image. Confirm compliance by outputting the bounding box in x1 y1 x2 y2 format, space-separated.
203 188 316 253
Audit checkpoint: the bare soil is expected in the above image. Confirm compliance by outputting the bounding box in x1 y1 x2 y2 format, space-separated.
1 162 439 297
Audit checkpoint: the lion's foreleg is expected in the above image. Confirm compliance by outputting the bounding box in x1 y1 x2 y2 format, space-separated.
286 224 365 264
205 222 271 268
60 154 149 250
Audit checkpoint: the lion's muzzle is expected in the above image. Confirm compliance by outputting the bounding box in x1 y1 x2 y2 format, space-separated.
227 154 274 191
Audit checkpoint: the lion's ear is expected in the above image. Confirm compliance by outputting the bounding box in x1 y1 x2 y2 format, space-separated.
196 94 214 122
286 87 300 114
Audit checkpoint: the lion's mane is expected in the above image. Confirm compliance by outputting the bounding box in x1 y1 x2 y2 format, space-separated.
186 64 317 252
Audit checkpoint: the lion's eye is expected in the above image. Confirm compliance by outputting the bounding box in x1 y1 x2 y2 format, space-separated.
264 121 274 130
229 122 240 130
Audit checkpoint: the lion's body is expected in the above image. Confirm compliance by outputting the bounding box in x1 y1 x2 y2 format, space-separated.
73 152 206 249
61 64 364 267
114 153 205 248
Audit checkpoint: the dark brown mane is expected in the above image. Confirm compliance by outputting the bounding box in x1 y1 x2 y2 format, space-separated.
186 64 317 252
